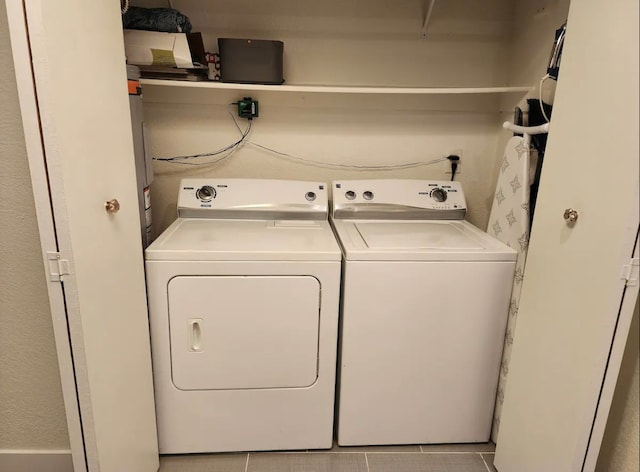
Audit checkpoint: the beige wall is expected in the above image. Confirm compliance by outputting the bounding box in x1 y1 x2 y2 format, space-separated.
0 0 69 450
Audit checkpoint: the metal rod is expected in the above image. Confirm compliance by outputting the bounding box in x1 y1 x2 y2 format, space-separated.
503 121 550 135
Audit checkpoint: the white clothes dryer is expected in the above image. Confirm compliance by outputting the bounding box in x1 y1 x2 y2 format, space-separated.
330 180 517 446
145 179 341 453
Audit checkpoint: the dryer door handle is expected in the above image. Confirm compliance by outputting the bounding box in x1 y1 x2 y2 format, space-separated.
188 319 203 352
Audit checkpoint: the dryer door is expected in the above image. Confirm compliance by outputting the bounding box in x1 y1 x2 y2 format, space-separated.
168 275 320 390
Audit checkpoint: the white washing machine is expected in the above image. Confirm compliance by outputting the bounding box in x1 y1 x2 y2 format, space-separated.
331 179 517 446
145 179 341 453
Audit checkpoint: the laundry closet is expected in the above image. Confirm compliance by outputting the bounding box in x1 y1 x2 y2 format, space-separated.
133 0 565 453
133 0 562 236
5 0 638 471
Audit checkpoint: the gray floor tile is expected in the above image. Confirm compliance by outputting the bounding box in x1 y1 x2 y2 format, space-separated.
481 453 497 472
420 443 496 453
247 452 367 472
367 452 488 472
326 439 421 453
160 453 248 472
159 455 184 472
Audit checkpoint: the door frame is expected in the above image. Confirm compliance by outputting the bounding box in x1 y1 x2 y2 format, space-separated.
5 0 86 470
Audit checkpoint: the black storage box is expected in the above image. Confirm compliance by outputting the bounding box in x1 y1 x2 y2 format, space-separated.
218 38 284 85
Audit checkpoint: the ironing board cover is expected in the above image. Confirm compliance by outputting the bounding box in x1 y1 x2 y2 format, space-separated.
487 136 535 440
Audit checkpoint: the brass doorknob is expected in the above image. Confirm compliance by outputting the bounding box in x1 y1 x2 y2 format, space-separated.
105 199 120 214
563 208 579 223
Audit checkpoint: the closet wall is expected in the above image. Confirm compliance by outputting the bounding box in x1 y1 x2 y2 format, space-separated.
133 0 522 236
0 0 70 451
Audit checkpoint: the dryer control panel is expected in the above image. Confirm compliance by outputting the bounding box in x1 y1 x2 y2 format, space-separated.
177 179 329 220
332 180 467 220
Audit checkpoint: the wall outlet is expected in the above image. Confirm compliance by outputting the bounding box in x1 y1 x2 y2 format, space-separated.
445 161 462 178
445 151 463 180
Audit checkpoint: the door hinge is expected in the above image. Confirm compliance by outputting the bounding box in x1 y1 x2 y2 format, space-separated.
620 257 639 286
47 251 70 282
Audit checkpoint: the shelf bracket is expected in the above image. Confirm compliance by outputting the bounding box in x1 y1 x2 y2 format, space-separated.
420 0 437 38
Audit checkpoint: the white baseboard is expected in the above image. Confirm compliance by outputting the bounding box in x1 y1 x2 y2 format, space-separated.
0 450 73 472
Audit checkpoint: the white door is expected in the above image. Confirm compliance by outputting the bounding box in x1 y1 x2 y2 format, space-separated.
6 0 159 471
495 0 639 470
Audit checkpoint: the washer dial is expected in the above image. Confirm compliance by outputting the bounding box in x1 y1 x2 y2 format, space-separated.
196 185 216 202
431 188 447 203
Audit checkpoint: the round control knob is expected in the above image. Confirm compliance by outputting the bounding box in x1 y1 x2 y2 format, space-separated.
345 190 356 200
305 191 317 201
196 186 216 202
362 191 374 201
431 188 447 202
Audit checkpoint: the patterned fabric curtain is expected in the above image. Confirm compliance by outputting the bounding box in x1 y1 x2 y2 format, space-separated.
487 135 537 441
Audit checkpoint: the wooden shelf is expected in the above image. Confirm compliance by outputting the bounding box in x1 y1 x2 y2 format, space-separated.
139 79 531 96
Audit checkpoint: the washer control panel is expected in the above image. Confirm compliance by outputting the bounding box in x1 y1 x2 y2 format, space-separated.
332 180 467 219
178 179 329 219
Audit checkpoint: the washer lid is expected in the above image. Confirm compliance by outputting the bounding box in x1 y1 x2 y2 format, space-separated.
332 219 517 261
146 218 341 261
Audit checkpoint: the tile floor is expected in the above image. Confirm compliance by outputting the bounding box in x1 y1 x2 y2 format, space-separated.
159 442 497 472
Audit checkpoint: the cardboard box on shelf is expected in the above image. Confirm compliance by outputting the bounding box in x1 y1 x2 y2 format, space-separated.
123 29 206 69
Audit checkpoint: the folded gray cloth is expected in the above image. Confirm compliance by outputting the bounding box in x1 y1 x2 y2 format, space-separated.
123 7 192 34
